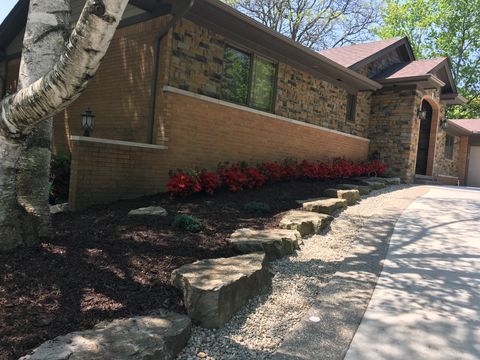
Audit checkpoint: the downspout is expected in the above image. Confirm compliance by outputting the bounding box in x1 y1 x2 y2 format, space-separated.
146 0 195 144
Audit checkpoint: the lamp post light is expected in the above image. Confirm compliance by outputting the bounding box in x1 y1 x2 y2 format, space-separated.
417 107 427 121
81 108 95 137
440 116 449 130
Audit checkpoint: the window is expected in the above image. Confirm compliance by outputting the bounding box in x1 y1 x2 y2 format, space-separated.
445 135 455 160
221 45 276 112
346 93 357 122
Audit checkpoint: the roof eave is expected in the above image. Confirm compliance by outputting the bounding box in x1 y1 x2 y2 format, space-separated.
377 74 445 88
440 94 467 105
446 121 473 136
349 37 416 71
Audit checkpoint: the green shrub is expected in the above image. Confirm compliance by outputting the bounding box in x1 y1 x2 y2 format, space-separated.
243 201 271 215
50 152 71 204
172 214 202 233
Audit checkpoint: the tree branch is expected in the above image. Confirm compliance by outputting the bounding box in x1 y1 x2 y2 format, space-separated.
0 0 129 138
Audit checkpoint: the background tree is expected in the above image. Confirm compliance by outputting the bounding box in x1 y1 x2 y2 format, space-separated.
0 0 129 251
376 0 480 118
223 0 381 49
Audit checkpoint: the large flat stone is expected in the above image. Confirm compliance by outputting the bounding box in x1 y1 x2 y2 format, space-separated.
279 211 333 236
353 178 386 190
128 206 168 217
20 311 191 360
337 184 371 196
301 198 347 215
323 188 360 206
381 177 401 185
171 253 272 329
229 228 302 260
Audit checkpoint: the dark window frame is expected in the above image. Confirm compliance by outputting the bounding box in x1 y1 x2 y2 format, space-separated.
444 134 455 160
220 44 278 113
346 93 357 122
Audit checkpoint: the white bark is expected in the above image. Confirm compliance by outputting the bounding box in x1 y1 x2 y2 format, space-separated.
16 0 71 238
0 0 129 250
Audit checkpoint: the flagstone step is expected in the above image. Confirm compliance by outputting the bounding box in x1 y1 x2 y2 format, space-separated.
171 253 272 329
323 188 360 205
352 178 386 190
229 228 302 260
381 177 401 185
279 210 333 236
300 198 347 215
20 311 191 360
336 183 371 195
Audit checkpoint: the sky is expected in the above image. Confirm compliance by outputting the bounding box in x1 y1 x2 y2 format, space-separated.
0 0 17 23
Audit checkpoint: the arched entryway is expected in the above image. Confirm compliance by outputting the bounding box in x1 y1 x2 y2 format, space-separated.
415 100 434 175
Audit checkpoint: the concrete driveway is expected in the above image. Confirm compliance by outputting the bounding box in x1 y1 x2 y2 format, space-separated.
345 187 480 360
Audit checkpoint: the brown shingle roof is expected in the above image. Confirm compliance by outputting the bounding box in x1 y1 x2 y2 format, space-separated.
450 119 480 134
318 37 405 68
374 58 447 80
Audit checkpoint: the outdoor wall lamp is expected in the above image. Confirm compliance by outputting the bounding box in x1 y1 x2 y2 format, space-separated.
81 108 95 137
440 116 449 130
417 107 427 121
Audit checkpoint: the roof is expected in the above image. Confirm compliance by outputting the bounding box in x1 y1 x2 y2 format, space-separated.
0 0 380 92
318 37 414 69
373 58 447 80
449 119 480 134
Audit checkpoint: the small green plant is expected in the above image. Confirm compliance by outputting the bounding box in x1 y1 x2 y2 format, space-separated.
243 201 271 215
172 214 202 233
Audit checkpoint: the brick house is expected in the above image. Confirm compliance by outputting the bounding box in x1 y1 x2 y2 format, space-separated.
0 0 471 210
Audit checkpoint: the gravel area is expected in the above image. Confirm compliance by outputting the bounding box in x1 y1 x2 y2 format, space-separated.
177 185 411 360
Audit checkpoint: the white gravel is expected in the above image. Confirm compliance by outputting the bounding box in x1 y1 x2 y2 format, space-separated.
177 185 410 360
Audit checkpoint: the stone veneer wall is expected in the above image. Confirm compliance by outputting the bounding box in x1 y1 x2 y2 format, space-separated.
169 18 371 138
368 86 423 182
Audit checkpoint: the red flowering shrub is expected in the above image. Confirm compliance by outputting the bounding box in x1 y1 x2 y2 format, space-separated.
199 170 221 195
259 162 285 182
218 164 247 192
244 167 268 189
166 158 389 197
166 171 202 197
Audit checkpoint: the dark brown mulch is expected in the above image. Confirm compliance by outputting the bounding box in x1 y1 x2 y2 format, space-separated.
0 180 336 360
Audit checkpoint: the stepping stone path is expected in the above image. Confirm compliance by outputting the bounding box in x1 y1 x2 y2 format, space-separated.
279 210 333 236
300 197 347 215
381 177 401 185
229 228 302 260
128 206 168 217
20 311 191 360
171 253 272 329
337 183 371 196
323 188 360 206
353 178 386 190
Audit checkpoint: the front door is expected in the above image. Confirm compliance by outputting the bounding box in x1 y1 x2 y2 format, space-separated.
415 101 433 175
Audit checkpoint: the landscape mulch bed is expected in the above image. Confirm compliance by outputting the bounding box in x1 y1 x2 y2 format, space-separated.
0 179 337 359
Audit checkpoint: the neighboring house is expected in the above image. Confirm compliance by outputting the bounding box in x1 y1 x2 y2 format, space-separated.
448 120 480 187
0 0 472 210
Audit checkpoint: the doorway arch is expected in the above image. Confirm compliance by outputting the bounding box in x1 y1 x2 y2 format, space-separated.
415 96 440 176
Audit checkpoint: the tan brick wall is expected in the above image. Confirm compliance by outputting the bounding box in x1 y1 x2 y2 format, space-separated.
68 89 370 210
169 18 371 138
69 140 169 210
53 16 172 153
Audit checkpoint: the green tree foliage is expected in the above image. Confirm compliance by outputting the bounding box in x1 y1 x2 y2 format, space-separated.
376 0 480 118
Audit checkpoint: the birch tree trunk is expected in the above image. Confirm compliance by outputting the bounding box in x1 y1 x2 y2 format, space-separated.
0 0 129 251
16 0 71 240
